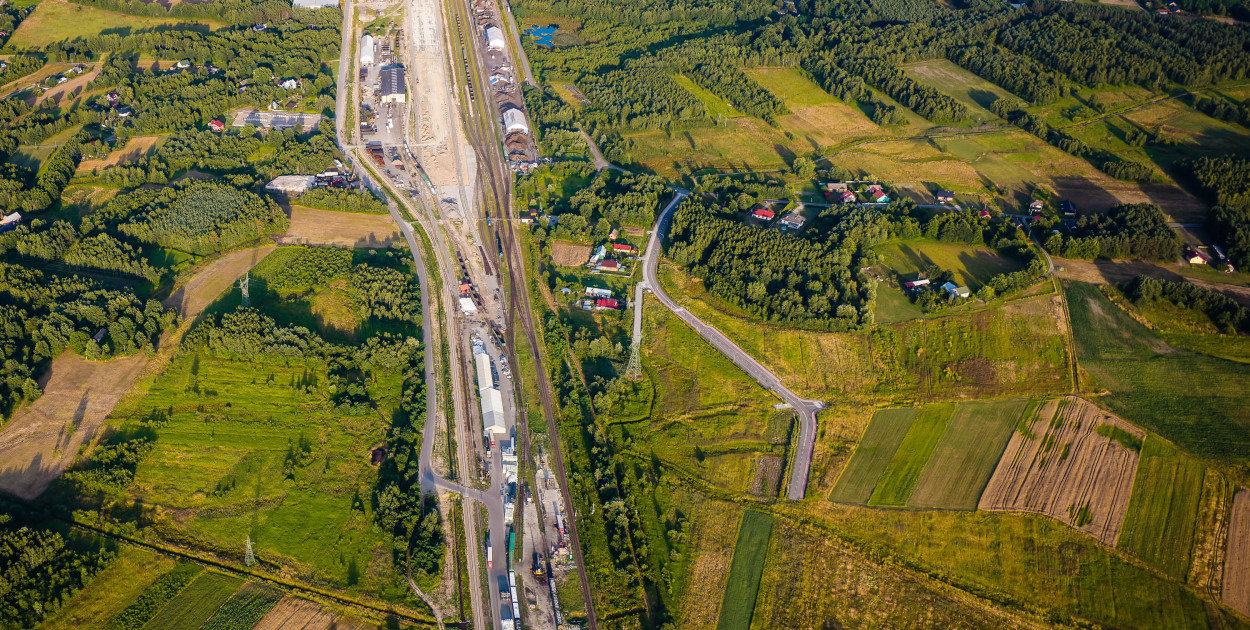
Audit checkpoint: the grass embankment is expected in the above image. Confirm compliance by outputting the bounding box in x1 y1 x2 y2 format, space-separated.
716 511 773 630
1065 281 1250 460
1118 436 1205 579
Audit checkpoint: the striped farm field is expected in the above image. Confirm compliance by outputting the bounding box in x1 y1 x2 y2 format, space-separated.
142 571 243 630
1118 436 1205 578
201 583 284 630
828 408 918 504
717 511 774 630
869 404 955 507
908 398 1030 510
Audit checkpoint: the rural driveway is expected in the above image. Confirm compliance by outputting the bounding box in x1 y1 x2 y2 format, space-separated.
642 191 824 500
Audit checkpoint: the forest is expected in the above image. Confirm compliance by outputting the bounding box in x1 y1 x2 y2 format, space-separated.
525 165 667 243
1039 203 1181 261
1125 275 1250 334
0 509 117 629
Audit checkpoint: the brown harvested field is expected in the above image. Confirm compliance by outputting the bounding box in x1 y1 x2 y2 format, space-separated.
254 597 377 630
163 245 276 315
0 351 148 499
1223 488 1250 616
550 239 591 266
276 206 401 249
76 135 163 173
34 68 96 106
0 246 276 499
677 498 743 629
1189 470 1234 596
978 397 1142 545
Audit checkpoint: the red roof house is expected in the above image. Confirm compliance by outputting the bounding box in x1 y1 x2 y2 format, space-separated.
611 243 635 253
208 119 226 132
597 260 620 271
752 208 775 220
595 298 619 309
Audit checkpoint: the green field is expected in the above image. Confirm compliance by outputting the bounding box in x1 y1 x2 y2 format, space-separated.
717 511 774 630
829 408 918 504
200 583 283 630
1065 281 1250 460
104 563 204 630
39 547 177 630
1118 436 1205 578
143 571 243 630
903 59 1014 122
869 404 955 506
908 398 1029 509
877 239 1026 291
673 74 744 119
9 0 220 49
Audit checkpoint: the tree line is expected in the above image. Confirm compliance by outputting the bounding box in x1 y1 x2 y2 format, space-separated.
1125 275 1250 334
1039 203 1181 261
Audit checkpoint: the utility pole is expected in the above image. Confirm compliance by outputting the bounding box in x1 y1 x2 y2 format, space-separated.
244 535 255 567
239 272 250 307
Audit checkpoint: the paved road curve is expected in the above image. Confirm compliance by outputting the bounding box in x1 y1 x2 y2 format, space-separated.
642 191 824 500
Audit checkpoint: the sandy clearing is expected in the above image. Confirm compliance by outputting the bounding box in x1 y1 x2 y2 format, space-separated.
0 246 275 499
76 135 162 173
275 206 401 249
253 597 377 630
1223 488 1250 616
550 239 591 267
979 397 1142 545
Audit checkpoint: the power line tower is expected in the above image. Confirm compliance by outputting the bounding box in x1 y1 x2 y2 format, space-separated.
238 273 250 308
626 342 642 381
244 535 255 567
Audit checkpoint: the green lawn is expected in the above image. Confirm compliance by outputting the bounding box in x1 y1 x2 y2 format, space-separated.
908 398 1029 510
1117 436 1205 579
877 239 1026 291
742 67 837 107
869 404 955 506
829 408 918 504
903 59 1014 123
1065 281 1250 460
143 571 243 630
200 583 283 630
717 511 774 630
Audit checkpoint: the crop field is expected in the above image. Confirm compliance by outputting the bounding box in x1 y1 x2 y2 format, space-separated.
828 408 917 504
39 547 176 630
868 404 954 506
1065 281 1250 460
979 397 1142 544
1225 489 1250 617
9 0 220 49
659 262 1072 406
742 67 882 140
142 571 244 630
1117 436 1205 579
877 238 1025 290
253 596 367 630
550 239 591 266
908 398 1030 509
201 583 284 630
716 511 773 630
277 207 401 250
902 59 1014 122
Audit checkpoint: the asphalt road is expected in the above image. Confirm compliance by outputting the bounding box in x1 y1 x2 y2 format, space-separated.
642 191 824 500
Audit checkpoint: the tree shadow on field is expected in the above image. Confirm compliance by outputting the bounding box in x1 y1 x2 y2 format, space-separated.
968 88 999 112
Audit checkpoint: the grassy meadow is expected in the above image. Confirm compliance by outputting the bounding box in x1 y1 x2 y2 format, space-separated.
908 398 1029 509
1118 436 1205 579
1065 281 1250 460
716 511 773 630
902 59 1014 123
827 408 916 504
142 571 244 630
868 404 954 506
9 0 221 49
876 238 1026 291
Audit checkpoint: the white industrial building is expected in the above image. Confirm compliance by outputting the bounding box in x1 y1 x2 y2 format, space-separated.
485 26 506 51
359 34 375 65
459 297 478 314
475 352 494 391
480 387 505 434
502 108 529 134
264 175 315 195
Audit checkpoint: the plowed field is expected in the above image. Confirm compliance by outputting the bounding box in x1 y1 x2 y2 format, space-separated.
1223 489 1250 616
979 397 1142 545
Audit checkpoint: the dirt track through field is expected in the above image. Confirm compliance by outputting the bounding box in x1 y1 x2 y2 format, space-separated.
1223 488 1250 616
979 397 1142 545
254 597 376 630
0 246 275 500
276 206 402 249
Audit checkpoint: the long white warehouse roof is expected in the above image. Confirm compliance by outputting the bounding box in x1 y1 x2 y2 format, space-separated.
475 352 494 392
485 26 506 50
502 108 528 134
360 34 375 65
481 388 505 434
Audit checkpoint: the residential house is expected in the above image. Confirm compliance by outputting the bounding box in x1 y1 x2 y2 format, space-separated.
1029 199 1044 212
751 207 776 220
936 189 956 203
940 281 971 299
839 190 857 204
611 243 635 254
0 212 21 233
595 298 620 310
585 287 613 299
1185 248 1209 265
979 209 992 219
1059 200 1077 216
825 182 849 192
597 260 620 271
869 189 890 203
208 120 226 132
280 78 300 90
779 212 805 230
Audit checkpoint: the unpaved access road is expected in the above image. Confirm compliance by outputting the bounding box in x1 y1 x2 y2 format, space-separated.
0 246 276 500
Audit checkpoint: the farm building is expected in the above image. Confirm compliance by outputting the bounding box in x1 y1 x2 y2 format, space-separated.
595 298 620 310
485 26 506 50
936 189 955 203
940 282 971 299
1185 248 1210 265
597 260 620 271
903 278 930 290
611 243 635 254
752 207 775 220
265 175 315 195
825 182 849 192
779 212 805 229
585 287 612 298
360 34 375 65
292 0 339 7
380 67 407 103
502 108 529 134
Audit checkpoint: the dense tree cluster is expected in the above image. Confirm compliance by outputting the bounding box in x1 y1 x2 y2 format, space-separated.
527 165 666 243
1039 203 1181 261
120 181 288 255
1125 275 1250 334
350 265 419 323
580 66 707 130
293 188 387 214
947 43 1070 105
1186 156 1250 210
1192 94 1249 128
0 55 43 86
0 511 115 629
1208 206 1250 270
689 62 789 123
0 263 176 421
